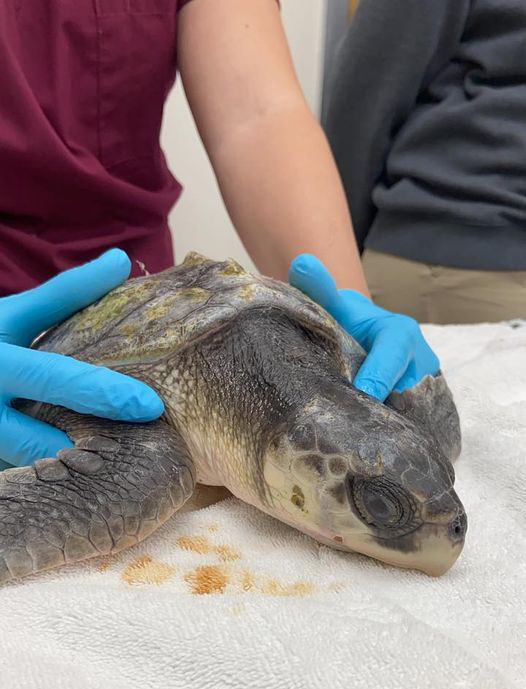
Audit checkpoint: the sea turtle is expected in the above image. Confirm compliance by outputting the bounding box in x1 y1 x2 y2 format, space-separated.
0 253 466 584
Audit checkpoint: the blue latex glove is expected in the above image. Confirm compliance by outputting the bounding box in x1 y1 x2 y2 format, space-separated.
289 254 439 401
0 249 164 469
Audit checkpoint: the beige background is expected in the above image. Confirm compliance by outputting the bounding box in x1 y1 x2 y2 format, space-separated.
160 0 327 270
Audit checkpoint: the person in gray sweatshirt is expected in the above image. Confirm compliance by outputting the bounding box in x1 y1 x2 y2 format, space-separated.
324 0 526 324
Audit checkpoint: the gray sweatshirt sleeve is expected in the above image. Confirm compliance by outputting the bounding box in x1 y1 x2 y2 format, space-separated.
323 0 470 251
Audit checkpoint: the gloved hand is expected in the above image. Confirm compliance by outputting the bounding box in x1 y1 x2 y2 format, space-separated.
0 249 164 470
289 254 439 401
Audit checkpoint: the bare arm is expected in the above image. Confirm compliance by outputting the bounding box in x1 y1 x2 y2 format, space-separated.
177 0 369 294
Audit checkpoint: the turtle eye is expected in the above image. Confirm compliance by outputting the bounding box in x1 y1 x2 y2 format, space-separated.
349 477 413 529
363 491 399 524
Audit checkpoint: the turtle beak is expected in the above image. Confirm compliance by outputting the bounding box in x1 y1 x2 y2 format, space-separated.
419 510 467 576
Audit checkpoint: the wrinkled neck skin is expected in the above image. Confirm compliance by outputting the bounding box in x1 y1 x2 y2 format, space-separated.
161 308 346 494
159 308 465 576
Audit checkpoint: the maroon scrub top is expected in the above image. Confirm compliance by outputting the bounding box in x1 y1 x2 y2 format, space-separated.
0 0 193 296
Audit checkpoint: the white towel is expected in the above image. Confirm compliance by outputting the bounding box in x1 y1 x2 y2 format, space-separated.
1 322 525 689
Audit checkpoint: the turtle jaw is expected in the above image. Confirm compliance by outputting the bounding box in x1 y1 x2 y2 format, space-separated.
332 511 467 576
274 513 466 576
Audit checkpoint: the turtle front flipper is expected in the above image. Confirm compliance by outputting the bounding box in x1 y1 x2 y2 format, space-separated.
0 409 195 585
387 373 462 463
328 322 462 464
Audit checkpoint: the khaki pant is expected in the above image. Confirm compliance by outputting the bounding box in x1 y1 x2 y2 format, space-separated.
362 249 526 324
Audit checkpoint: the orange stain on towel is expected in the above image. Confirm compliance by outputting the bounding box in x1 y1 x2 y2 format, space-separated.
240 570 254 592
260 578 315 597
238 569 314 596
176 534 241 562
185 565 229 595
184 564 316 597
95 555 117 573
176 535 209 555
214 544 241 562
122 555 177 586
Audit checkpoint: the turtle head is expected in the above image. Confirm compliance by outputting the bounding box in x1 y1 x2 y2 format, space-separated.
263 388 466 576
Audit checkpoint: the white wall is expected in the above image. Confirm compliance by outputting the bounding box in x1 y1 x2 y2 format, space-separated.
160 0 327 270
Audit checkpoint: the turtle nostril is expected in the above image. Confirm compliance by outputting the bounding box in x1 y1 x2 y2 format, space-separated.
448 512 468 541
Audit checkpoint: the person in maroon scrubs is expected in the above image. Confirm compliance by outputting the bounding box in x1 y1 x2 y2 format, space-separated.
0 0 439 469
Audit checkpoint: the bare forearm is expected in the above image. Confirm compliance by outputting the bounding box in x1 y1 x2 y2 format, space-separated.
209 104 369 294
177 0 368 293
